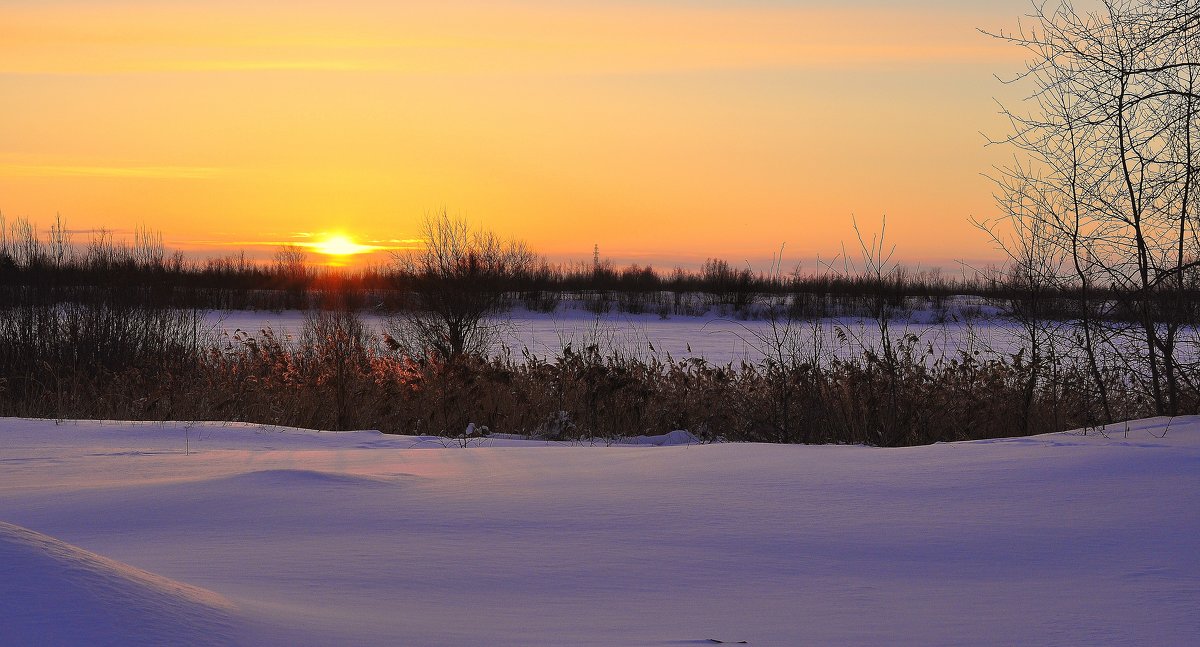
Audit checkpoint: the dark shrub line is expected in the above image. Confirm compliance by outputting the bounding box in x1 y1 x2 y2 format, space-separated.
0 300 1170 445
9 213 1195 321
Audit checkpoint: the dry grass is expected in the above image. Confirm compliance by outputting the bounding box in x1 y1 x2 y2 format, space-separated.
0 300 1167 445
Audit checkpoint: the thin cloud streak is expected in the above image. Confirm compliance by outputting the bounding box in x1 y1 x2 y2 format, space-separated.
0 165 223 179
0 3 1019 76
184 239 418 253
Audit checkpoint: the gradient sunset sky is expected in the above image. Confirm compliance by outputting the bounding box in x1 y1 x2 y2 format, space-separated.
1 0 1034 268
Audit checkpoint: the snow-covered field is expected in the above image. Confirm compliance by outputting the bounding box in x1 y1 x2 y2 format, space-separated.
2 417 1197 646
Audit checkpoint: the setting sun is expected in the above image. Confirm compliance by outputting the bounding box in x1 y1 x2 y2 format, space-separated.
309 234 372 257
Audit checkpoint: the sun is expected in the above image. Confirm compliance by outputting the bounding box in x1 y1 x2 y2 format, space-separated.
310 234 373 257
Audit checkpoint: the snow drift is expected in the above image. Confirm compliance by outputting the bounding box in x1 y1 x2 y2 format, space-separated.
0 521 238 647
1 417 1197 645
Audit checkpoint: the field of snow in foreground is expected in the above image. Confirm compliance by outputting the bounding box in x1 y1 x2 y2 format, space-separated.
1 418 1197 646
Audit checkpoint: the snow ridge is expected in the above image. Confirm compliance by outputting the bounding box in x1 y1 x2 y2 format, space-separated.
0 521 240 647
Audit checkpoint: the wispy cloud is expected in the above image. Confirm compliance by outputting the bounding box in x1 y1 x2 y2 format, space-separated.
0 165 222 179
184 238 417 253
371 238 425 245
179 60 379 73
0 2 1017 76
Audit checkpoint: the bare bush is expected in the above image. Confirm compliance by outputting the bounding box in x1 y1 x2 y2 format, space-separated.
385 212 535 360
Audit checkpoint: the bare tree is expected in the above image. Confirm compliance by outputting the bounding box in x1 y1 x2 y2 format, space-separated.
273 245 311 309
985 0 1200 417
386 211 535 360
976 179 1073 430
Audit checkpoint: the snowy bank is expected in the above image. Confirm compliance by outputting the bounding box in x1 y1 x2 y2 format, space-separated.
1 417 1197 645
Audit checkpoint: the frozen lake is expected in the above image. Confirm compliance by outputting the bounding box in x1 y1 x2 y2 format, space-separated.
208 303 1027 365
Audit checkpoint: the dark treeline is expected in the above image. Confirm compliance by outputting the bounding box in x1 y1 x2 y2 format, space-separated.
0 214 977 316
0 215 394 311
4 214 1194 321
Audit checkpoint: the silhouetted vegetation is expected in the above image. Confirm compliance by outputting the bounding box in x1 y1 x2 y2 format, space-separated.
4 212 1192 322
2 297 1181 445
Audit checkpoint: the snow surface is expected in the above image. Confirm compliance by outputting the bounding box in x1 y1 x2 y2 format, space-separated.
210 303 1023 365
1 417 1198 646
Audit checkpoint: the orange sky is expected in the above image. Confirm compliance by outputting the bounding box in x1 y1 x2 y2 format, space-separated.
0 0 1031 269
